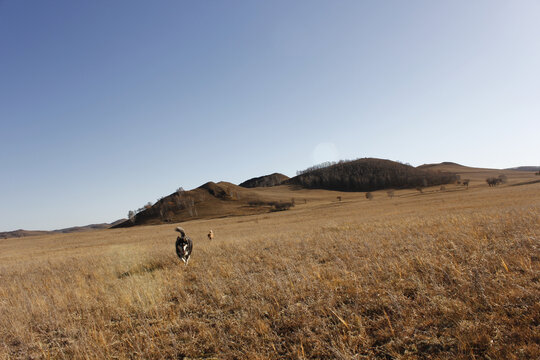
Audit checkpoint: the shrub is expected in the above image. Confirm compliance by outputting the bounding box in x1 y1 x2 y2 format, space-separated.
248 200 269 207
272 202 294 212
365 192 373 200
486 177 502 187
248 201 295 212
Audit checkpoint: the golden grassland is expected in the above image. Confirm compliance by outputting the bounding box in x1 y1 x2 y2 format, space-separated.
1 174 539 359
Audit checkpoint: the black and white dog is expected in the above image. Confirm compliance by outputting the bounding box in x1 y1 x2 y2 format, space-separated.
175 227 193 265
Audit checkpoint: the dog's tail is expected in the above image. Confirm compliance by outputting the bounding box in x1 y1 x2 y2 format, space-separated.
175 227 186 238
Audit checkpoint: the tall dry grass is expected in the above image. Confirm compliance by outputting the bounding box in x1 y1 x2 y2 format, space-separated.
0 184 539 359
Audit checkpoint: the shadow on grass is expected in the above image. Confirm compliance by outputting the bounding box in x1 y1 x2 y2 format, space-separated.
117 259 168 279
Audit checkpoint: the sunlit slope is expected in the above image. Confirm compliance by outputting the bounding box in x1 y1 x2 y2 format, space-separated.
112 163 537 228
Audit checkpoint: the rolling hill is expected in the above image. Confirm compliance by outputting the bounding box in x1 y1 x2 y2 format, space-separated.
107 159 540 228
113 158 458 228
6 159 536 233
286 158 458 191
239 173 289 188
111 181 302 228
0 220 125 239
505 166 540 172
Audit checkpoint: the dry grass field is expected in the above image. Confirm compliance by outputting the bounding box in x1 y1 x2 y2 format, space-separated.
1 168 539 359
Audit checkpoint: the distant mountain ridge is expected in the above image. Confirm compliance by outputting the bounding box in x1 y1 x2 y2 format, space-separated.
0 220 125 239
505 166 540 172
239 173 289 188
417 161 464 169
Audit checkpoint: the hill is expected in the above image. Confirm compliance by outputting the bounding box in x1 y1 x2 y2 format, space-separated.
239 172 289 188
286 158 458 191
505 166 540 172
116 159 536 229
0 221 125 239
111 181 302 228
416 162 539 183
417 161 465 169
113 158 459 228
0 229 51 239
9 159 533 233
12 159 533 233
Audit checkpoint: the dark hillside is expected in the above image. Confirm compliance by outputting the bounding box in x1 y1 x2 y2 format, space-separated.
239 173 289 188
286 158 458 191
0 230 50 239
417 161 463 169
112 182 240 228
111 181 298 228
0 221 125 239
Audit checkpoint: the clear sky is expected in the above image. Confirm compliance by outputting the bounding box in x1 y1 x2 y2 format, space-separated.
1 1 539 231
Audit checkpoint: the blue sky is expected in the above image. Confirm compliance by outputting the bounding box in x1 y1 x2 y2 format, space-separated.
1 1 539 231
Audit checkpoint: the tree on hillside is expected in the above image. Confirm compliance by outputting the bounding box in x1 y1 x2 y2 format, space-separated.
486 177 502 187
289 158 458 192
296 161 337 176
158 201 170 221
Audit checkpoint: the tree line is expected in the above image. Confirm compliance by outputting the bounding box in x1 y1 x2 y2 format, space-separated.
287 158 458 192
